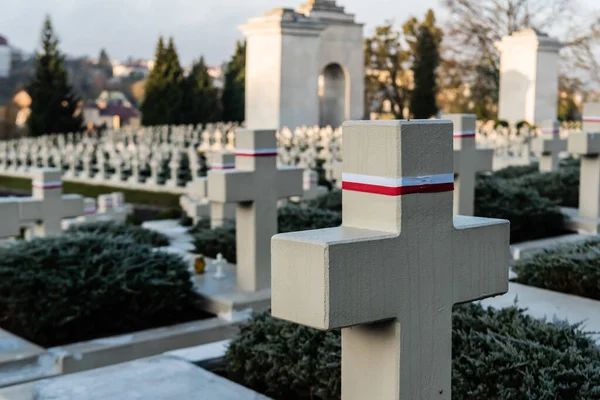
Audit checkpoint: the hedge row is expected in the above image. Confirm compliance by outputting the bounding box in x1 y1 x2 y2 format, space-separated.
225 305 600 399
0 234 205 347
66 221 170 247
192 204 342 263
513 239 600 300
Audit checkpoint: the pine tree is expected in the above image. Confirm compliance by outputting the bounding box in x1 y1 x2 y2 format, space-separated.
98 48 113 78
163 38 184 125
27 16 83 136
142 37 168 126
181 57 221 125
409 10 442 119
221 41 245 122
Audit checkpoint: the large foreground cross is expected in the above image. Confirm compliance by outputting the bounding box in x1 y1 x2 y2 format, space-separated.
272 120 509 400
444 114 493 216
209 129 303 291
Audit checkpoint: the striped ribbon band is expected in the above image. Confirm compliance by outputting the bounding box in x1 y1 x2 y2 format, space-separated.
235 148 278 157
453 130 476 138
583 117 600 123
32 181 62 189
211 163 236 169
342 173 454 196
541 128 560 134
84 207 97 215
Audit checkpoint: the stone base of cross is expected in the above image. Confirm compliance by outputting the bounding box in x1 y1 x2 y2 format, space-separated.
19 169 85 238
564 103 600 233
531 120 566 172
272 120 510 400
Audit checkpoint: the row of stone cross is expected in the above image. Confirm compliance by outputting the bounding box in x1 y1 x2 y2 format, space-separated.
0 168 132 239
182 110 599 399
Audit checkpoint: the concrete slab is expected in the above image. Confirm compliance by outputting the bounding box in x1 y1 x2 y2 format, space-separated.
0 329 58 388
510 233 595 260
562 207 600 234
165 339 230 363
0 356 270 400
194 258 271 317
481 282 600 342
48 316 241 375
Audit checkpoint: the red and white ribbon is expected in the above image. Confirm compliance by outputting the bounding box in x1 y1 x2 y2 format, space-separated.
32 181 62 189
584 116 600 123
453 130 476 138
342 173 454 196
235 148 278 157
304 178 319 184
211 163 236 170
84 207 97 215
541 128 560 134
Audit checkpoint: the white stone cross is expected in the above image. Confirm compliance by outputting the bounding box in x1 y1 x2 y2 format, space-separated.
213 253 227 280
19 168 85 237
444 114 493 216
0 199 20 238
272 120 509 400
531 120 566 172
209 129 303 292
566 102 600 233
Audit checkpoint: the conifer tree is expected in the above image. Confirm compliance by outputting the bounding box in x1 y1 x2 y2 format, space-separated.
98 48 113 78
181 57 221 125
27 16 83 136
221 41 246 122
141 36 167 126
409 10 442 119
163 38 184 124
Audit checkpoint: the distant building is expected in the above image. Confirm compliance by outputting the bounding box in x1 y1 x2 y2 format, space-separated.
207 66 224 89
112 59 154 80
83 90 141 129
0 35 11 78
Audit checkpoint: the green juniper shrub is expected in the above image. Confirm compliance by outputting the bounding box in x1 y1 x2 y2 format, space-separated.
488 163 539 179
65 221 170 247
515 166 579 208
475 176 566 243
0 234 204 347
307 190 342 213
512 239 600 300
226 304 600 400
192 204 342 263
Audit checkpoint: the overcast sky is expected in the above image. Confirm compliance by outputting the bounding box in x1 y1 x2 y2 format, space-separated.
1 0 598 66
2 0 441 65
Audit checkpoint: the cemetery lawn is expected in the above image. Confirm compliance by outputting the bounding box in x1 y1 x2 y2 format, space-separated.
513 239 600 300
0 233 211 348
0 175 180 208
219 305 600 400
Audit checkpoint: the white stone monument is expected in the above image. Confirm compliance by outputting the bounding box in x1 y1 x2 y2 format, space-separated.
496 29 562 125
272 120 510 400
241 0 364 130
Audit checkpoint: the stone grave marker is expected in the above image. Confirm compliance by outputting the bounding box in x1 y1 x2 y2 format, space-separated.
208 129 303 292
272 120 510 400
0 198 20 238
444 113 493 216
564 102 600 233
531 120 565 172
19 169 85 237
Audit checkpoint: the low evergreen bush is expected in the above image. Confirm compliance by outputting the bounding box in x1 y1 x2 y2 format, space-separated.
192 204 342 263
513 239 600 300
307 190 342 212
0 234 203 347
226 305 600 400
475 176 566 243
515 166 579 208
65 221 170 247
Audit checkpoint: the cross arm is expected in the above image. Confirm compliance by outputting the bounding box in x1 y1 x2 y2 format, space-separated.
533 135 567 154
452 216 510 305
272 227 398 331
207 170 256 203
61 195 85 218
275 166 303 198
476 148 494 172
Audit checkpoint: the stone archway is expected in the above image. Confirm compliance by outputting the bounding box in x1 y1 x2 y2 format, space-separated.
319 63 348 128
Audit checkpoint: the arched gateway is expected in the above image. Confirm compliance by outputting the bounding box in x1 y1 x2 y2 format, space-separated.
241 1 363 130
